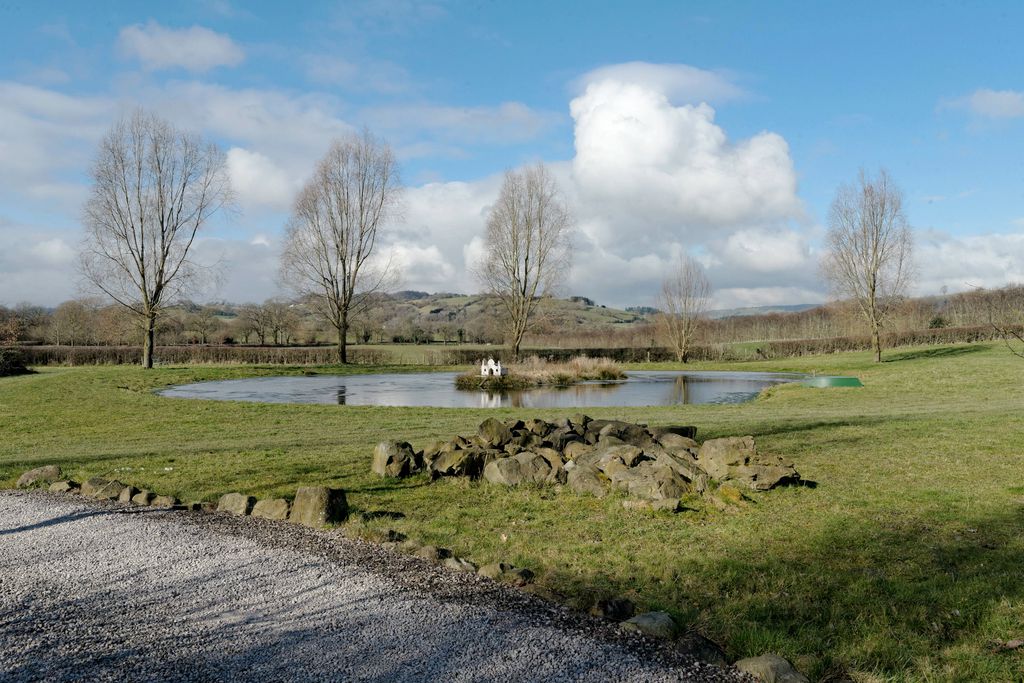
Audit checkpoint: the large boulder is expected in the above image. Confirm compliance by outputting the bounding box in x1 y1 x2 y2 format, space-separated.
81 477 126 500
656 432 700 455
733 654 810 683
596 444 647 469
289 486 348 527
151 495 178 509
217 492 255 516
697 436 757 480
17 465 62 488
478 418 513 448
730 463 801 491
610 462 689 501
484 450 564 487
431 448 490 479
567 464 609 497
590 597 636 621
651 425 697 440
251 498 290 520
621 611 677 639
372 441 421 478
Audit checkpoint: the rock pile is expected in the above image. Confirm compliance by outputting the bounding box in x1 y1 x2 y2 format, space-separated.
372 415 801 506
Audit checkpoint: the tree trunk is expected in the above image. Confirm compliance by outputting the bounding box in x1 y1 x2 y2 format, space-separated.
338 316 348 364
142 313 156 369
871 324 882 363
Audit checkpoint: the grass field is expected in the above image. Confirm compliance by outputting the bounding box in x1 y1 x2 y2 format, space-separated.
2 343 1022 681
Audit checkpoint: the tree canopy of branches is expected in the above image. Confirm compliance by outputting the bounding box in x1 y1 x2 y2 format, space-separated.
658 255 711 362
822 169 914 362
476 164 573 360
79 109 232 368
280 130 400 363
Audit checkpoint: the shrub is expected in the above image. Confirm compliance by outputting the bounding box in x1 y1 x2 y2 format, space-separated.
0 348 33 377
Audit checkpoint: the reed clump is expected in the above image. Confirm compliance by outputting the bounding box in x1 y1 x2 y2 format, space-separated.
454 355 625 391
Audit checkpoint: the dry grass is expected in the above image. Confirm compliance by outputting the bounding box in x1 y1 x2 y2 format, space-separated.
454 355 625 390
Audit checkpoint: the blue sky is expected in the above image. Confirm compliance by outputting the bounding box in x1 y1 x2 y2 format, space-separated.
1 0 1022 308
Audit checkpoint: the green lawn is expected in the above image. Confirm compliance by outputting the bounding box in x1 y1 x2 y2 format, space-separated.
2 343 1022 681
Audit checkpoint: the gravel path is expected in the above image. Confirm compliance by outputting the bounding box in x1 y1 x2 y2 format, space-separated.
0 490 751 682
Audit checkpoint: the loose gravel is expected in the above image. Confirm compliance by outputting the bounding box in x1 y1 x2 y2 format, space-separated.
0 490 752 682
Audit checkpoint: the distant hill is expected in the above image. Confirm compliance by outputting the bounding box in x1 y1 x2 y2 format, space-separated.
705 303 819 319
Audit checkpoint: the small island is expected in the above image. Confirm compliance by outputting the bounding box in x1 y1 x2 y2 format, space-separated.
455 355 626 391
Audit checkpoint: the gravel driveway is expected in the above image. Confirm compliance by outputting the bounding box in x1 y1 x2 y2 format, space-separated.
0 490 751 682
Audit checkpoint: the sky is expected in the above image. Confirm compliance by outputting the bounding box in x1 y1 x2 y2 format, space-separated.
1 0 1022 309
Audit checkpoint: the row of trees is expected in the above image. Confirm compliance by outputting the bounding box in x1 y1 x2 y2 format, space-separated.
70 108 1006 367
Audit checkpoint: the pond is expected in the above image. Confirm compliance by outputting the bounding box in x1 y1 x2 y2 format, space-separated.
159 370 803 408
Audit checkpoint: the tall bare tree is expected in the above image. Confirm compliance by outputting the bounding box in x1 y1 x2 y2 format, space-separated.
80 109 232 368
822 169 914 362
280 130 400 363
476 164 573 360
657 255 711 362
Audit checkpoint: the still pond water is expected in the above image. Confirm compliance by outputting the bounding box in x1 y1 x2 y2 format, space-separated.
160 371 801 408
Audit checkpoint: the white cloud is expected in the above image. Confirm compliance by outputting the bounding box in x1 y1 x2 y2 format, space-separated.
914 229 1024 294
950 88 1024 119
569 78 803 246
29 237 76 266
226 147 297 212
575 62 746 104
118 21 245 73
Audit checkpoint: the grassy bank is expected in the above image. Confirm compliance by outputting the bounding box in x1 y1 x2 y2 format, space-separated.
2 343 1022 680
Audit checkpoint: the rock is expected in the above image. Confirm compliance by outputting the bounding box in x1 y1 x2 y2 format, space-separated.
733 654 810 683
678 632 728 667
17 465 62 488
563 441 594 461
415 545 452 562
48 480 78 494
289 486 348 527
567 464 609 497
477 562 534 586
656 432 700 454
478 417 513 448
696 436 757 480
596 444 647 469
524 418 551 435
609 462 689 501
443 557 478 573
151 495 178 508
81 477 126 500
484 450 563 487
372 441 422 478
217 492 255 516
590 597 636 621
653 450 710 493
431 448 484 479
651 425 697 440
621 611 677 639
131 490 156 506
251 498 290 520
118 486 140 504
731 463 801 491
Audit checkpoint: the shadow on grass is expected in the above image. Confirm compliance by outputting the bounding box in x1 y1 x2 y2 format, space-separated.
883 344 987 363
541 505 1024 680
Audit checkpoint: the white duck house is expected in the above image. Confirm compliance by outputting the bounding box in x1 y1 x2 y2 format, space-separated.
480 358 507 377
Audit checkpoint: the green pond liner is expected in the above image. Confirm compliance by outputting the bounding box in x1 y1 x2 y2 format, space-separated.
801 376 863 388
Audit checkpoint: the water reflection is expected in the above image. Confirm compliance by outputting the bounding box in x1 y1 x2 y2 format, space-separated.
161 371 801 408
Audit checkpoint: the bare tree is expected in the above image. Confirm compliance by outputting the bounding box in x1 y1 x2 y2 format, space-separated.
79 109 232 368
280 130 401 363
822 169 914 362
657 255 711 363
476 164 573 360
985 284 1024 358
